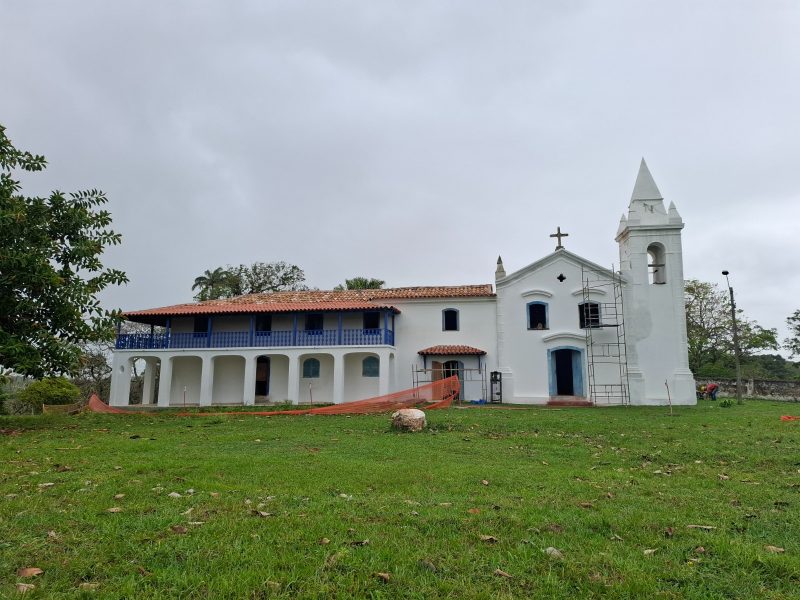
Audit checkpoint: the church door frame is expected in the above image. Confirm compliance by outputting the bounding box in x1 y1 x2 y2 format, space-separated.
547 346 584 397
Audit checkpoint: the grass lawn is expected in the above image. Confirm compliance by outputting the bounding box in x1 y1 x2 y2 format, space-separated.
1 400 799 599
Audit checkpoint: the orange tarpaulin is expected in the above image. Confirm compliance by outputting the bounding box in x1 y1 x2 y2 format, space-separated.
780 415 800 421
87 375 460 417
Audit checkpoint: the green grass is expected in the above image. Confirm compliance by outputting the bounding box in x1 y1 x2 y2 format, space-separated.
1 400 799 599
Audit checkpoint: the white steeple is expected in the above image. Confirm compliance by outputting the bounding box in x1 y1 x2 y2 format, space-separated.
630 158 663 202
495 255 506 281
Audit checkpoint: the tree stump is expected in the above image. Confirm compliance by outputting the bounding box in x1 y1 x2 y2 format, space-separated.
391 408 427 432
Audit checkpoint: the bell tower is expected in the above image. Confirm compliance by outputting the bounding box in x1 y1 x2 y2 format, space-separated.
616 159 696 404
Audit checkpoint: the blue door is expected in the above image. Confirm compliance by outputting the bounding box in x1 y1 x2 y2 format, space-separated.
548 347 584 397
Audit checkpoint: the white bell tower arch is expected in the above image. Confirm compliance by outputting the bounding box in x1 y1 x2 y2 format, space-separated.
616 159 696 404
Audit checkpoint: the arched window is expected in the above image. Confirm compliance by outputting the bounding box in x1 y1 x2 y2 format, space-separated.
578 302 601 329
647 242 666 284
527 302 548 330
362 356 379 377
302 358 320 378
442 308 459 331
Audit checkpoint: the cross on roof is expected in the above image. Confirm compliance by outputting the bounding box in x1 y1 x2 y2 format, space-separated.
550 226 569 250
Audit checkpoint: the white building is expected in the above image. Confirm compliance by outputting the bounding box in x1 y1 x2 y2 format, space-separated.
109 160 696 407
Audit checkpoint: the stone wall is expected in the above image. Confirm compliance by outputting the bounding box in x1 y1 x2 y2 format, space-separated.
695 377 800 402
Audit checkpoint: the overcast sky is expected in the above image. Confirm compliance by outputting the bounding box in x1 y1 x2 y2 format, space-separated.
2 1 798 348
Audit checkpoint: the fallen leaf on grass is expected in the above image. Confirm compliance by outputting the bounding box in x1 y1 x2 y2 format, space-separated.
687 525 716 531
481 480 489 486
764 545 785 553
578 502 594 509
170 525 188 534
16 583 35 593
694 546 706 554
643 548 658 556
467 508 481 515
106 507 123 513
181 508 193 515
187 521 205 526
479 535 498 544
319 538 330 545
38 482 55 489
438 502 452 507
114 494 125 500
544 547 564 560
136 566 152 576
210 492 220 498
252 510 274 518
47 531 58 540
546 523 564 533
664 527 675 538
610 533 623 541
168 492 182 498
374 572 391 583
54 465 72 472
350 539 370 547
493 568 513 578
718 474 730 481
17 567 43 577
79 582 99 591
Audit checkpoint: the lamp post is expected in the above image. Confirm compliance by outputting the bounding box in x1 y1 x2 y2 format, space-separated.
722 270 743 405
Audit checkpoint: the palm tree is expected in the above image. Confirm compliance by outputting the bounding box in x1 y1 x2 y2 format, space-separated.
192 267 230 301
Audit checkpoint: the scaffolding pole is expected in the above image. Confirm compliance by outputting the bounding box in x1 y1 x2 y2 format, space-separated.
582 264 631 406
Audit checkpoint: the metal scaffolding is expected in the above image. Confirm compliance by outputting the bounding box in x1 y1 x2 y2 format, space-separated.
581 265 631 405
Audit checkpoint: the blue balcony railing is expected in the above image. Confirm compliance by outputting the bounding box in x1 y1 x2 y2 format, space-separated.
115 328 395 350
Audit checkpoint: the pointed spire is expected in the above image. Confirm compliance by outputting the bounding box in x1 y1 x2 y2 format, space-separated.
495 256 506 281
667 201 682 224
631 158 663 201
616 213 628 237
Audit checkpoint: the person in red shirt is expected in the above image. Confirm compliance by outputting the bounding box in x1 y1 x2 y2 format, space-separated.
706 383 719 401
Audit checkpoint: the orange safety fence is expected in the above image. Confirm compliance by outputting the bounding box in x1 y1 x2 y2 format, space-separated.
86 375 460 417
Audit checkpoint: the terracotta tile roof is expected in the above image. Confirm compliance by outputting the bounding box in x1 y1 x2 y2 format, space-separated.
124 285 495 322
418 345 487 356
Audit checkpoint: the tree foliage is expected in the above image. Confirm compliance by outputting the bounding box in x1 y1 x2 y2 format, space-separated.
191 267 231 301
15 377 82 414
192 261 307 300
0 125 127 377
785 309 800 358
334 277 385 291
684 279 778 377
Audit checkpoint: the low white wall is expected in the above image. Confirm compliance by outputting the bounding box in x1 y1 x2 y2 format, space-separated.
212 356 245 404
343 352 380 402
170 356 202 405
299 353 334 404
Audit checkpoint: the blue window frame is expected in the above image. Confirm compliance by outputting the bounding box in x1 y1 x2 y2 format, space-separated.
362 356 379 377
305 313 324 332
363 311 380 330
527 301 548 330
442 308 459 331
302 358 320 378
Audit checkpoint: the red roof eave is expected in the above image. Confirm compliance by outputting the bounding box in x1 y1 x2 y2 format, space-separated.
125 301 401 320
418 345 487 356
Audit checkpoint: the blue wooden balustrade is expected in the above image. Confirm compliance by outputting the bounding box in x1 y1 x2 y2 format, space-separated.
115 328 395 350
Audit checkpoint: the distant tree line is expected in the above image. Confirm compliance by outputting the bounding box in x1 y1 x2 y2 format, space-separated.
685 279 800 381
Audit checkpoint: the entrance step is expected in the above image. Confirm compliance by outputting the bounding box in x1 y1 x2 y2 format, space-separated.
547 396 593 407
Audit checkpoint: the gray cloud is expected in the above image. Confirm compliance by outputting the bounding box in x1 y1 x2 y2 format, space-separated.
2 1 798 348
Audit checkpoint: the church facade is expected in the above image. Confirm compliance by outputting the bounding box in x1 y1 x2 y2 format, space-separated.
109 160 696 407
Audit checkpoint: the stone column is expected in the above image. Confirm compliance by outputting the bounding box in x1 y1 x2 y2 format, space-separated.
242 355 256 406
332 354 345 405
199 356 214 406
109 355 132 407
287 355 300 405
157 357 173 407
141 359 157 405
378 351 390 396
